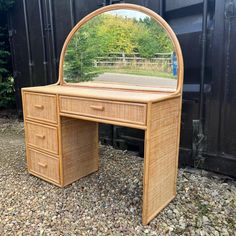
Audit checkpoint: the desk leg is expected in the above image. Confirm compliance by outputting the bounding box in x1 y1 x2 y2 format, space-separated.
142 98 181 225
60 117 99 186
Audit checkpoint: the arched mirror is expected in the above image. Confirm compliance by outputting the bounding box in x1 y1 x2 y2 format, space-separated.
58 4 183 93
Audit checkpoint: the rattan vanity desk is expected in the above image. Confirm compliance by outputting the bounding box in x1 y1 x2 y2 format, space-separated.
21 4 184 225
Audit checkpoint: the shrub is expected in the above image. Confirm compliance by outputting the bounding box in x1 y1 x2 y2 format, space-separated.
0 0 15 109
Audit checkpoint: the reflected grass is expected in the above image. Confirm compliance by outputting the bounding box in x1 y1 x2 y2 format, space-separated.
90 67 176 79
65 67 176 83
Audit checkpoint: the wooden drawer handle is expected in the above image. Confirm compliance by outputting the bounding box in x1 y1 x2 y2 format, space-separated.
34 104 44 109
35 134 45 139
90 105 104 111
38 162 47 168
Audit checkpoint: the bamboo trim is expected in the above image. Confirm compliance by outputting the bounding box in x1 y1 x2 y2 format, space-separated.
25 118 58 128
60 112 147 130
26 144 59 158
27 147 59 160
142 101 152 224
71 81 177 93
60 95 147 107
24 91 56 98
57 4 184 94
173 96 183 194
95 122 99 173
150 92 181 103
56 94 64 186
21 90 30 172
28 170 61 187
22 86 172 103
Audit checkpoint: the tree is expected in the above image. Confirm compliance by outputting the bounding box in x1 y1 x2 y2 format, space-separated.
63 12 174 81
136 17 174 57
0 0 15 109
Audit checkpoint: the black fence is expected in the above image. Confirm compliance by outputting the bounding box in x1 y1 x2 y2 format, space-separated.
7 0 236 177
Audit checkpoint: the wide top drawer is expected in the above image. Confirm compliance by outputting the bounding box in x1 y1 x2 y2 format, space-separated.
23 92 57 124
60 96 147 125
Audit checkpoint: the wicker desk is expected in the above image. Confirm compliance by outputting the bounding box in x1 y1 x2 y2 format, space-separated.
22 85 182 224
21 3 184 225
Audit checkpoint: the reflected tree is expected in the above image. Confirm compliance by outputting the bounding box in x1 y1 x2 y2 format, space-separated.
64 12 174 82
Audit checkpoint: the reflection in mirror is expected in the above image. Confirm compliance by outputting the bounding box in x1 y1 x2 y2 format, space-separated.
63 9 178 90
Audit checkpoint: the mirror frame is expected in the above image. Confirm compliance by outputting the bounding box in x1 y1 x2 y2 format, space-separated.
57 3 184 94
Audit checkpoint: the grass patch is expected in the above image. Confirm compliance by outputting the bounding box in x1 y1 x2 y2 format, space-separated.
197 202 211 216
173 227 187 235
226 217 235 230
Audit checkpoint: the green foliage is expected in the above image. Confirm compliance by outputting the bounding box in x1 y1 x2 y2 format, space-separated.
136 18 173 57
0 26 11 79
0 0 15 109
64 16 103 81
64 13 174 82
0 0 14 11
0 77 15 109
96 14 138 54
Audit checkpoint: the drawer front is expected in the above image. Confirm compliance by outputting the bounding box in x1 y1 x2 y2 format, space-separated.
60 96 147 125
28 148 60 184
26 122 58 155
24 92 57 124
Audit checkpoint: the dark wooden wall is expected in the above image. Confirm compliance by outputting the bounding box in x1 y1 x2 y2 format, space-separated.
8 0 236 177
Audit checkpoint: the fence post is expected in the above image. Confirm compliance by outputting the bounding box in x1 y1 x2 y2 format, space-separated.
122 51 126 66
172 51 177 76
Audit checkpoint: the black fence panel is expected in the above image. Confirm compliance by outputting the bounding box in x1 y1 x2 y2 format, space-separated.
7 0 236 177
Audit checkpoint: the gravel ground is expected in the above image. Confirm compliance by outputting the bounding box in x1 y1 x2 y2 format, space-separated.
0 117 235 236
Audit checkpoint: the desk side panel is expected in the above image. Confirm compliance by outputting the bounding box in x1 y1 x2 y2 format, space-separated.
143 97 181 224
61 117 99 186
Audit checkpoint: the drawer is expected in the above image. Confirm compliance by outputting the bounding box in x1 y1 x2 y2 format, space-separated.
28 148 60 184
24 92 57 124
26 122 58 155
60 96 147 125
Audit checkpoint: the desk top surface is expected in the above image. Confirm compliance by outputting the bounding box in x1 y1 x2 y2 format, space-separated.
22 85 177 103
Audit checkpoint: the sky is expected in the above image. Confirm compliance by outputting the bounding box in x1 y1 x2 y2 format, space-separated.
107 9 150 20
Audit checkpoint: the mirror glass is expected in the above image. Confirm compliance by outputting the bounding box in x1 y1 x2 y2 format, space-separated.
63 9 178 90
